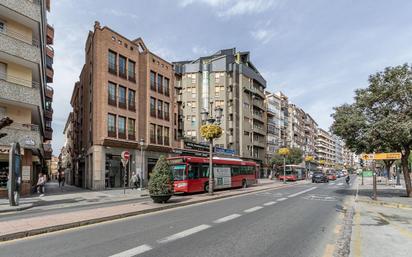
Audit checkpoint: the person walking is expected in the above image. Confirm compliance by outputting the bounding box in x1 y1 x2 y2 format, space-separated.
345 175 350 185
36 172 46 197
130 172 139 190
58 170 65 190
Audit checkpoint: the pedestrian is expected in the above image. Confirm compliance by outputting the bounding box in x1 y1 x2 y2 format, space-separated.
130 172 138 190
58 170 65 189
36 172 46 196
345 175 350 185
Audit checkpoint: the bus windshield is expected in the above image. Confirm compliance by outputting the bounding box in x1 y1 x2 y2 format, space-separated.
171 164 187 181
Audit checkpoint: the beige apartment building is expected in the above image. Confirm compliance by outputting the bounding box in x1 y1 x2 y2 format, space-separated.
316 128 336 167
0 0 54 196
174 49 267 166
69 22 179 190
265 91 282 164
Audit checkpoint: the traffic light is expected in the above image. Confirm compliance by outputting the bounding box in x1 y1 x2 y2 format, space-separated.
360 159 364 167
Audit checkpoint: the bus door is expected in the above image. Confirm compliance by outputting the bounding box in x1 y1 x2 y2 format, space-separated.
214 166 231 189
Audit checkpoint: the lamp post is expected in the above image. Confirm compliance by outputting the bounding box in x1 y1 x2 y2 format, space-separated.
278 148 290 184
201 103 223 195
139 138 145 190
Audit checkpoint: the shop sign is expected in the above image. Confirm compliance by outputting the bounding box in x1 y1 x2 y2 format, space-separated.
214 147 236 155
22 166 30 181
23 136 36 147
184 141 209 152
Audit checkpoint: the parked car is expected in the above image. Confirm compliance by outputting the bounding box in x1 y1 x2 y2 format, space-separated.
312 172 329 183
337 171 344 178
327 173 337 181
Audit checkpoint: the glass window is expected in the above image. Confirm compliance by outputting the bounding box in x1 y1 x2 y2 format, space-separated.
107 114 116 133
150 97 156 117
108 82 116 105
128 60 135 81
118 116 126 134
164 102 170 121
128 89 135 110
157 74 163 94
171 165 186 181
118 86 126 106
157 125 163 144
157 100 163 119
0 21 4 32
164 127 170 145
150 123 156 143
128 118 135 136
108 50 116 74
150 71 156 91
164 78 170 96
188 164 200 180
119 55 126 78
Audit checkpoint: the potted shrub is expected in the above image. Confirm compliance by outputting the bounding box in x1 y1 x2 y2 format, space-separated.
148 155 174 203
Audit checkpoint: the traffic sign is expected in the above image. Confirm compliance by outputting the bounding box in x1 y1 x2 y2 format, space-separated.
121 151 130 161
361 154 375 160
373 153 401 160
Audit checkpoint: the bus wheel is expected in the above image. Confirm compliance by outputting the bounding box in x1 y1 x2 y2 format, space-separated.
242 180 247 188
204 182 209 193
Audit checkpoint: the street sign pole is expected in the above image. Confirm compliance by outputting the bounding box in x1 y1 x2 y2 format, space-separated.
372 160 377 200
121 151 130 195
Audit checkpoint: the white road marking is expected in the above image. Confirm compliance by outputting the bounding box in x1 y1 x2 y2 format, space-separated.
213 214 241 223
263 201 276 206
337 183 343 186
244 206 263 213
157 224 211 244
288 187 317 198
109 244 152 257
277 197 287 201
330 182 335 185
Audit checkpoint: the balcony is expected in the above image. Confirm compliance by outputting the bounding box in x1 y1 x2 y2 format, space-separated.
176 94 183 102
46 45 54 59
253 140 266 148
44 143 52 160
45 85 54 99
1 0 42 22
0 73 41 106
44 127 53 141
252 126 265 135
228 120 234 129
46 67 54 83
0 123 42 149
252 99 264 110
0 27 40 63
44 108 53 119
252 111 264 122
46 24 54 44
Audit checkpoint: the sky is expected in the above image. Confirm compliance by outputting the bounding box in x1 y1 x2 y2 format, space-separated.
48 0 412 154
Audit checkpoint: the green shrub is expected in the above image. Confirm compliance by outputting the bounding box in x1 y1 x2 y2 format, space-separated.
148 156 174 196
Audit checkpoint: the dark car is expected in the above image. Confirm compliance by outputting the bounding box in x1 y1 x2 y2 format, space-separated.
312 172 329 183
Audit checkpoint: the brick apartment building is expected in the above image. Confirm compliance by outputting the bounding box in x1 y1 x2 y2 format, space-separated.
69 22 179 190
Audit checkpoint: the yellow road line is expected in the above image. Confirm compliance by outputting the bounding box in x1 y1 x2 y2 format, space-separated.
353 210 362 257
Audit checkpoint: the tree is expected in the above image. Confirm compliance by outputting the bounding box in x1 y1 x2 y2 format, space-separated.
148 156 174 201
331 64 412 197
270 147 303 170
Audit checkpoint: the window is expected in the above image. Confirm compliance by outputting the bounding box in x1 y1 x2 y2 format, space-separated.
118 86 126 109
214 86 224 97
150 97 156 117
119 55 127 78
215 100 224 108
157 74 163 94
45 100 52 111
164 102 170 121
174 129 177 140
150 124 156 143
128 60 136 82
128 89 135 111
157 125 163 144
157 100 163 119
0 62 6 80
164 127 170 145
108 50 117 74
0 21 5 32
215 72 224 82
191 87 196 98
108 82 116 106
107 114 116 137
128 118 135 140
164 78 170 96
118 116 126 138
244 102 250 109
150 71 156 91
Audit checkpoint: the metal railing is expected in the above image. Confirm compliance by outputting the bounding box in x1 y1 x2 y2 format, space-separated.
0 71 39 88
0 27 39 47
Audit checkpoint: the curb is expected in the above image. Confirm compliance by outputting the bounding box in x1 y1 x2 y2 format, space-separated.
0 203 34 214
0 182 300 242
355 199 412 210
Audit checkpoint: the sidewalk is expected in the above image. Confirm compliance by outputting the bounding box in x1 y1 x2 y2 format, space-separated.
0 178 305 241
349 176 412 257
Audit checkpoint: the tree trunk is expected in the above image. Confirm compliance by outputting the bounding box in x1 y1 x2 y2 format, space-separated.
401 148 412 197
383 160 394 182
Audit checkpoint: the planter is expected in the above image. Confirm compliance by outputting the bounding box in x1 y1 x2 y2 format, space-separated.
150 194 172 203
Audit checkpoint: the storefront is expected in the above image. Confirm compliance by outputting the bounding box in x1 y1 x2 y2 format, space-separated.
105 154 130 188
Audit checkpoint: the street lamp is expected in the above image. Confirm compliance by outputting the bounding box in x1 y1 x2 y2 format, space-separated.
278 148 290 184
139 138 145 190
200 103 223 195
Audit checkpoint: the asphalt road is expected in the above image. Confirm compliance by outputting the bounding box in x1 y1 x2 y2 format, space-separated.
0 177 356 257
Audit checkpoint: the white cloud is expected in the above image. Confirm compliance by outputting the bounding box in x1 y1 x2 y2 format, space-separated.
250 29 274 44
191 45 211 55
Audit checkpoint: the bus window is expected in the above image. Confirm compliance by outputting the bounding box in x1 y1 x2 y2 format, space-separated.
171 164 186 181
231 166 240 176
200 165 209 178
188 164 200 180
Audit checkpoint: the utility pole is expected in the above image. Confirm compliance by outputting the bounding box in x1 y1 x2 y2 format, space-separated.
372 160 377 200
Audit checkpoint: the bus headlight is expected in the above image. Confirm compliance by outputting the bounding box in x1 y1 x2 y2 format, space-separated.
177 182 187 188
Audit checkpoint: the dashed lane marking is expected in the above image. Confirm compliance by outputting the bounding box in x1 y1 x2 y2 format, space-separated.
277 197 287 201
244 206 263 213
109 244 152 257
213 214 241 224
288 187 317 198
157 224 211 244
263 201 276 206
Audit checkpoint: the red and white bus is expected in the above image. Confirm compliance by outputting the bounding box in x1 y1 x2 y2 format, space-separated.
278 165 306 181
168 156 258 193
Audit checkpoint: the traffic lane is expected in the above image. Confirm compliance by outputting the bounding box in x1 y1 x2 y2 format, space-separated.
0 184 317 257
141 184 344 257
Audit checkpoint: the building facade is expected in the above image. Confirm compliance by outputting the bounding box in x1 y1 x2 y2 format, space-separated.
69 22 179 190
315 128 335 167
265 91 282 164
0 0 54 197
60 112 73 185
174 49 267 166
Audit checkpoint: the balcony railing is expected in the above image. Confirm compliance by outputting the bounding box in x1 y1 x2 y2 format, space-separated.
0 71 39 88
46 45 54 58
45 85 54 98
46 24 54 44
0 27 40 47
